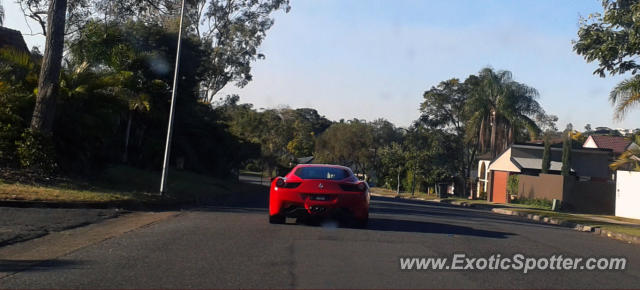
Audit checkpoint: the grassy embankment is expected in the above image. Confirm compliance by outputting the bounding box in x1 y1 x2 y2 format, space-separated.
0 166 265 205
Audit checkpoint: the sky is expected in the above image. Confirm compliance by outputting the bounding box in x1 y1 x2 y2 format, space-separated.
3 0 638 130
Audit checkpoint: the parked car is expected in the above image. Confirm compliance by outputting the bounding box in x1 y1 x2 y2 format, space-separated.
268 164 370 227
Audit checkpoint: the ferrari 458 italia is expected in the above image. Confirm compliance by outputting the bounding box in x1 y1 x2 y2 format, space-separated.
269 164 369 227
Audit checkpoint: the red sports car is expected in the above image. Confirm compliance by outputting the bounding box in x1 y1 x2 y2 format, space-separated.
269 164 370 227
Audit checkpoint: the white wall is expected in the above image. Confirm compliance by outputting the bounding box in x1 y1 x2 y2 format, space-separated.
616 170 640 219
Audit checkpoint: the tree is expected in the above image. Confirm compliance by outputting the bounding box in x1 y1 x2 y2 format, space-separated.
0 3 4 26
314 120 374 178
574 0 640 120
29 0 68 134
585 123 592 132
466 68 545 159
102 0 291 101
419 78 474 195
379 142 406 194
286 119 314 157
196 0 291 100
541 134 551 174
561 130 572 176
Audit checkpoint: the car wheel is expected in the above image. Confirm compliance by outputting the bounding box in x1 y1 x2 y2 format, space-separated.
269 214 285 224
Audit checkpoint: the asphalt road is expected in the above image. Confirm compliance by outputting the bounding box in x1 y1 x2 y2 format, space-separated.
0 207 120 247
1 188 640 289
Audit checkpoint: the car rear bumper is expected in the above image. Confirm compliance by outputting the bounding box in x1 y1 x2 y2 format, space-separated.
270 191 368 220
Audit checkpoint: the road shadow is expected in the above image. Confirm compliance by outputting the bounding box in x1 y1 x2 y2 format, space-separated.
369 196 569 229
0 259 85 273
363 217 515 239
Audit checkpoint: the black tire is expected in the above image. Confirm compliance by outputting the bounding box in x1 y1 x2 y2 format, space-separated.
269 214 285 224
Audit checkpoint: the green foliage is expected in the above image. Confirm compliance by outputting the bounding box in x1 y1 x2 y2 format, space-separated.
507 174 519 195
541 135 551 173
216 96 332 174
15 129 57 174
511 197 553 210
0 48 39 168
315 119 375 176
465 68 546 157
574 0 640 77
574 1 640 120
379 142 405 190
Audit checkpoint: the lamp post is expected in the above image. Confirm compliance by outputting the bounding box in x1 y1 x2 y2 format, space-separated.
160 0 186 195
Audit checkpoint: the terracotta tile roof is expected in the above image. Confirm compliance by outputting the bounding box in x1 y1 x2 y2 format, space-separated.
589 135 631 154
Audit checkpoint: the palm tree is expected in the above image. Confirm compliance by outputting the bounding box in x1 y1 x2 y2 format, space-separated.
610 135 640 171
466 68 543 158
100 70 152 163
610 75 640 120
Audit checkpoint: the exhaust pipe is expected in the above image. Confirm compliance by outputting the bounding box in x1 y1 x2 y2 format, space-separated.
309 206 326 213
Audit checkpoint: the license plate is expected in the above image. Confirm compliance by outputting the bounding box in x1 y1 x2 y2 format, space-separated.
312 195 328 201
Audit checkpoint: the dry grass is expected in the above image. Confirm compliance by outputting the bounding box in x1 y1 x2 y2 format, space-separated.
0 165 265 205
0 182 138 203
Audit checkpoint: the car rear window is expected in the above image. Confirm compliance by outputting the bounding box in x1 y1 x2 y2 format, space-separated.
294 167 351 180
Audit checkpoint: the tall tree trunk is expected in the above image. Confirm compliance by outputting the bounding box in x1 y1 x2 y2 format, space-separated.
490 110 497 158
30 0 67 133
122 111 133 163
479 117 485 153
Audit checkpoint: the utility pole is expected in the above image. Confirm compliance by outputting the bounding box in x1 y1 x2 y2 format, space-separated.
160 0 186 195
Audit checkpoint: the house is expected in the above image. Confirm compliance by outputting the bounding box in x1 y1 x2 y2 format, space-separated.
476 153 492 198
583 135 638 156
485 143 613 207
0 27 29 53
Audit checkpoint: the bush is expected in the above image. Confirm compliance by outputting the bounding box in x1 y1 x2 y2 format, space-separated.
512 197 553 210
507 174 519 195
15 129 57 174
0 123 21 167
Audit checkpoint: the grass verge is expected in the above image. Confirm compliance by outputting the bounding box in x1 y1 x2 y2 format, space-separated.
369 187 439 200
0 165 266 206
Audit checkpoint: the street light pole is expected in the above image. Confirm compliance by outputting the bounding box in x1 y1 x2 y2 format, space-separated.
160 0 186 195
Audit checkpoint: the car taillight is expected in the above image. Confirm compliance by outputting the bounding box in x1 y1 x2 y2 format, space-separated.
275 178 300 189
357 182 366 191
282 182 301 188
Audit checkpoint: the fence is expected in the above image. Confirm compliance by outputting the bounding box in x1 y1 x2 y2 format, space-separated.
515 174 615 214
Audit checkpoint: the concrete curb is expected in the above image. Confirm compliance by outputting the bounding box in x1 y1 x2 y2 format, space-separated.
491 208 640 245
